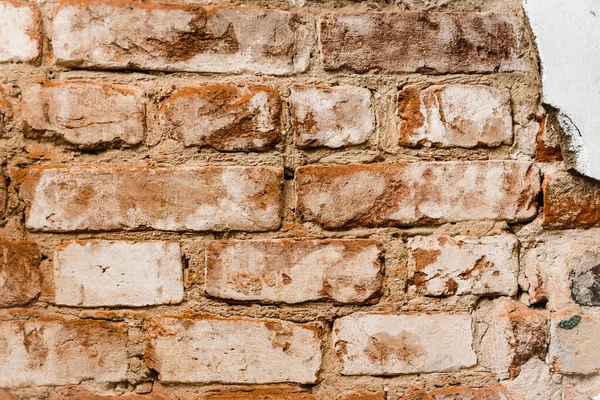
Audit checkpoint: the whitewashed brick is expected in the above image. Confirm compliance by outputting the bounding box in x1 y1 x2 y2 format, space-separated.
54 241 183 307
333 313 477 375
145 316 322 384
0 0 41 63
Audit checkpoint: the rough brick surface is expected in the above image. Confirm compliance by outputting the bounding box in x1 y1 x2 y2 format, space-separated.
333 313 477 375
54 241 183 307
0 169 5 217
543 171 600 229
320 12 525 73
157 85 281 151
20 166 282 232
205 239 382 304
0 317 128 387
0 240 41 307
406 235 519 297
296 161 540 228
520 229 600 311
399 387 510 399
145 316 322 384
20 83 145 149
0 0 41 63
550 314 600 375
289 85 375 148
474 299 548 380
398 85 513 148
52 0 311 75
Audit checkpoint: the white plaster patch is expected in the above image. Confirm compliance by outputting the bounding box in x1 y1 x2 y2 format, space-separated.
524 0 600 180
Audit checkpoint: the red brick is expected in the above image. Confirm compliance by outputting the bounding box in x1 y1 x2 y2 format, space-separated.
0 168 5 218
52 0 311 75
0 240 41 307
50 392 172 400
205 239 382 304
145 316 322 384
20 82 145 149
0 315 128 387
398 85 512 148
157 85 281 151
320 12 525 74
192 393 315 400
336 392 384 400
536 113 563 162
289 85 374 148
543 171 600 229
296 161 540 229
399 387 510 399
0 0 41 63
20 166 282 232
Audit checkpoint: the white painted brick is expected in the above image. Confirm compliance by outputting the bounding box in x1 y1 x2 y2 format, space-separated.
54 241 183 307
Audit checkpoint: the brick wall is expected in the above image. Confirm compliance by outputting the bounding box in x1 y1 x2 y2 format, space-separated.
0 0 595 399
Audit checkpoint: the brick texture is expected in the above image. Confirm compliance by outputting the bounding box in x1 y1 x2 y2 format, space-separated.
54 241 183 307
20 166 282 232
52 0 311 75
399 387 510 399
0 0 41 63
333 313 476 375
320 12 525 73
0 316 128 387
550 314 600 375
406 234 519 297
543 171 600 229
0 240 41 307
205 239 382 304
20 83 145 149
157 85 281 150
398 85 513 148
145 316 322 384
296 161 540 228
289 85 375 148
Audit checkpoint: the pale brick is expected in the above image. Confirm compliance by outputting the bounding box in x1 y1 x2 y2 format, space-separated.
52 0 311 75
520 229 600 311
157 85 280 151
563 375 600 400
289 85 374 148
400 387 510 400
406 235 519 297
0 316 128 388
20 166 282 232
296 161 540 229
0 240 41 307
20 83 145 149
0 0 41 63
398 85 512 148
474 299 548 380
145 316 322 384
550 314 600 374
503 359 562 400
54 240 183 307
205 239 382 304
333 313 476 375
543 171 600 229
320 12 525 74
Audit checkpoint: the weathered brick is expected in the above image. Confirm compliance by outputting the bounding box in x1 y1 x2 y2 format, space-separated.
0 240 41 307
0 169 6 217
336 392 383 400
398 85 512 148
399 387 510 399
333 313 476 375
503 358 562 400
296 161 540 229
50 392 172 400
54 240 183 307
289 85 374 148
320 12 525 74
205 239 382 304
536 113 563 162
406 235 519 297
145 316 322 384
520 229 600 310
52 0 311 75
474 299 548 380
20 83 145 149
0 0 41 63
20 166 282 232
192 393 315 400
0 316 128 387
543 171 600 229
157 85 280 151
550 314 600 374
